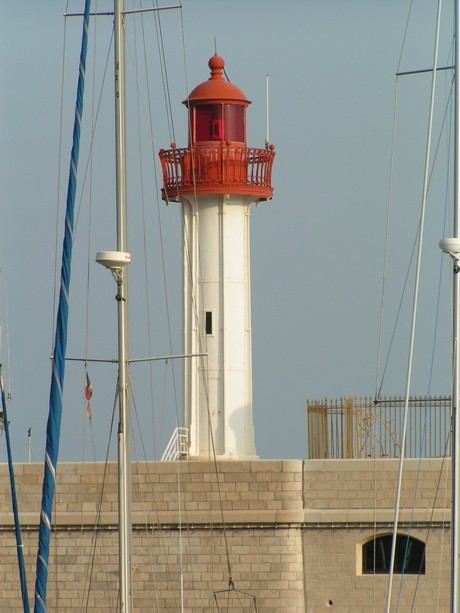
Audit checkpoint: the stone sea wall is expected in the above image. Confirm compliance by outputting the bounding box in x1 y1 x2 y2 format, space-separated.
0 458 451 612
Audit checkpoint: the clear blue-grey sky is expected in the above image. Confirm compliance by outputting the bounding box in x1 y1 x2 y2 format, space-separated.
0 1 456 462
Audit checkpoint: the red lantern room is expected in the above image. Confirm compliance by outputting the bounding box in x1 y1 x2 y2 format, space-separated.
186 54 248 145
159 54 275 202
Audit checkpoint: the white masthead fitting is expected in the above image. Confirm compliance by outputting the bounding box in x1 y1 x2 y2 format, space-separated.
96 250 131 270
439 237 460 257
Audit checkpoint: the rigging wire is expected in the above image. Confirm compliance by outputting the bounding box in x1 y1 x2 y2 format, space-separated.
408 432 452 611
121 1 232 608
375 69 455 398
57 10 116 610
403 53 455 611
123 0 183 456
152 0 177 144
375 8 454 604
131 2 159 460
63 0 247 607
128 6 183 607
130 384 180 612
82 0 99 465
124 4 191 610
54 1 190 609
160 11 251 602
142 0 182 450
374 0 414 398
151 0 182 453
81 384 118 613
74 32 114 234
169 9 240 593
374 76 401 400
385 0 443 610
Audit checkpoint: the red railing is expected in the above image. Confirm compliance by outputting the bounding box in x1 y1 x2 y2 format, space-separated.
159 144 275 201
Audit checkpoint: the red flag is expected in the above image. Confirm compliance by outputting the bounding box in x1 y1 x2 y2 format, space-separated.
85 371 93 423
85 371 93 400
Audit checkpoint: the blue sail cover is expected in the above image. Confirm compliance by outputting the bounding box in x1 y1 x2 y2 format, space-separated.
34 2 91 611
1 382 30 612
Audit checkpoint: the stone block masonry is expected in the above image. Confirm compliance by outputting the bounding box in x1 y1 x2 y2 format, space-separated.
0 458 451 611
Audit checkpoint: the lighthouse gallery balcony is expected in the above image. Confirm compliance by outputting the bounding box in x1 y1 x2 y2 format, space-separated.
159 143 275 202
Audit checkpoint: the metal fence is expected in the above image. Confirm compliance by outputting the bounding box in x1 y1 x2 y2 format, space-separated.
306 396 451 459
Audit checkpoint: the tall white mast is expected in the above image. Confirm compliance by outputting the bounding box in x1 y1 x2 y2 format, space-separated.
441 2 460 610
114 1 132 611
96 1 133 611
452 2 460 609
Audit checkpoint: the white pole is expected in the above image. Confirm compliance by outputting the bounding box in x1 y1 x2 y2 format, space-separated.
114 1 132 611
452 2 460 611
28 428 31 463
385 0 442 609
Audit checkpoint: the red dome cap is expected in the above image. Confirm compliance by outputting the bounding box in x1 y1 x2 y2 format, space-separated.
184 54 250 106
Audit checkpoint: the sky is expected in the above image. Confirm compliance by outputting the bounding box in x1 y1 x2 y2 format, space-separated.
0 0 457 463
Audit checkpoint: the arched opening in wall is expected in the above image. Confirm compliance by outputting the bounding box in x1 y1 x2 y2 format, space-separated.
362 534 426 575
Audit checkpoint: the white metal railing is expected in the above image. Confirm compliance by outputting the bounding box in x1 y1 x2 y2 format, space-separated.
161 427 189 461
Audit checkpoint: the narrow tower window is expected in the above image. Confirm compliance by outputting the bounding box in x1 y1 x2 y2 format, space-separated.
205 311 213 335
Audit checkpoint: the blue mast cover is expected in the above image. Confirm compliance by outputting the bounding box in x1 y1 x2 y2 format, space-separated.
34 2 91 611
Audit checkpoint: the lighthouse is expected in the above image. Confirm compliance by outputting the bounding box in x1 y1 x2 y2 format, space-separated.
159 54 275 459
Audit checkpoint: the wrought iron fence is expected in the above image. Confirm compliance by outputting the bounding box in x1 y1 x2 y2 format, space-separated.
306 396 451 459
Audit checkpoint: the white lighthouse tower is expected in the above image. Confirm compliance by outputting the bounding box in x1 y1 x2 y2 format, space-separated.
160 54 275 459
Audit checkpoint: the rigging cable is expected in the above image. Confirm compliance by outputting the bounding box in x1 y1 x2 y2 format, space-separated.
170 18 235 596
123 3 187 609
374 0 414 399
128 4 181 607
82 0 98 467
55 13 115 608
81 384 119 613
408 433 452 611
161 24 253 611
127 1 254 605
129 3 160 460
403 51 455 612
376 83 455 399
130 385 178 612
385 0 443 610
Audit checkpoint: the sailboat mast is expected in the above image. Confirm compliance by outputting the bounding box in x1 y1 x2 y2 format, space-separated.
452 2 460 611
114 0 132 611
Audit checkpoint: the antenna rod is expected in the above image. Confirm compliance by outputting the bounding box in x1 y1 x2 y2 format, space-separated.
265 74 269 148
28 428 31 463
